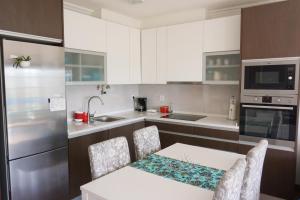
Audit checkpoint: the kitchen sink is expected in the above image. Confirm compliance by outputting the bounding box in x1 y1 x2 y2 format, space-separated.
93 116 125 122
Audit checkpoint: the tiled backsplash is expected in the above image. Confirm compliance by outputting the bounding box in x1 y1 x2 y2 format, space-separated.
139 84 239 117
66 84 239 120
66 85 139 120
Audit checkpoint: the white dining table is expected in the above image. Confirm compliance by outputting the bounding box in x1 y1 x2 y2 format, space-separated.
81 143 246 200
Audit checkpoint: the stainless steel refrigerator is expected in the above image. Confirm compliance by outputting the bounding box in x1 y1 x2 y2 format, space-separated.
0 39 68 200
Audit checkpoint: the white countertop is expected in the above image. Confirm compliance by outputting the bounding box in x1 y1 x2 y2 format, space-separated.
68 111 239 139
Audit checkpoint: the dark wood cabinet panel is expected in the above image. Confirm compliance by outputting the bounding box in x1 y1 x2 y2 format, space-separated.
146 121 238 151
191 138 238 153
109 124 136 161
146 121 194 134
151 120 296 198
159 132 182 149
68 131 109 199
159 132 238 153
68 122 144 198
0 0 63 40
239 144 296 199
133 121 145 131
193 127 239 141
241 0 300 59
68 120 296 199
109 122 144 162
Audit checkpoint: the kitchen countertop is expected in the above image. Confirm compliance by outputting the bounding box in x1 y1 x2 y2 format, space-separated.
68 111 239 139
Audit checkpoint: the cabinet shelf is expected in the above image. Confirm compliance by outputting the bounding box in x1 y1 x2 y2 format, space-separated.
207 64 240 69
66 64 104 69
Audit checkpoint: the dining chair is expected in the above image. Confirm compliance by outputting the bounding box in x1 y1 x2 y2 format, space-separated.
133 126 161 160
88 137 131 180
240 139 268 200
213 158 247 200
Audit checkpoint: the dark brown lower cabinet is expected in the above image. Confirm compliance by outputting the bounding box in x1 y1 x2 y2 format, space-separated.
238 144 296 200
68 120 295 199
68 131 109 199
159 132 238 152
133 121 145 131
146 121 194 135
146 121 296 199
68 122 144 199
146 121 239 152
109 121 145 162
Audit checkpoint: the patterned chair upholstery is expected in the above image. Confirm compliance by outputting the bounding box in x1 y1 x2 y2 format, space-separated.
133 126 161 160
240 139 268 200
88 137 131 180
213 158 247 200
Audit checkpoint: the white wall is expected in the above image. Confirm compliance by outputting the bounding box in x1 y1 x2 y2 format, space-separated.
95 8 142 28
141 8 206 29
64 0 285 29
66 85 139 120
66 84 239 120
139 84 239 117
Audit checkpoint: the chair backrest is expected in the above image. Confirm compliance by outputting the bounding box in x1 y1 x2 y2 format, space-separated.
88 137 131 180
240 140 268 200
213 158 247 200
133 126 161 160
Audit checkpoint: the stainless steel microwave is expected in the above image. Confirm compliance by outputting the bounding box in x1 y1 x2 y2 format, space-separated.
241 58 300 96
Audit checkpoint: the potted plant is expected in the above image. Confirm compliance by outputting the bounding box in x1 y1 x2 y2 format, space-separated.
13 56 31 68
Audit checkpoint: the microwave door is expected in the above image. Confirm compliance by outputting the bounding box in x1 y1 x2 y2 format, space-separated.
241 58 300 96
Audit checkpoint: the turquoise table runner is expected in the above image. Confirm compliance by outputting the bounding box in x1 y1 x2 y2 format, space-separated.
130 154 225 191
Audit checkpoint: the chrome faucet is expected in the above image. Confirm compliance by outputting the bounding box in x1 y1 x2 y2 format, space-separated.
87 96 104 123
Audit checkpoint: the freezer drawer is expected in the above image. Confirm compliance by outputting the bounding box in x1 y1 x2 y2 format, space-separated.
9 147 68 200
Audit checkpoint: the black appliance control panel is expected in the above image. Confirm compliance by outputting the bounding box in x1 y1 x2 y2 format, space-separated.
262 96 272 103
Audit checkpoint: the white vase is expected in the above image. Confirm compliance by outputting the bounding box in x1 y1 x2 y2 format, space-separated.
20 61 30 67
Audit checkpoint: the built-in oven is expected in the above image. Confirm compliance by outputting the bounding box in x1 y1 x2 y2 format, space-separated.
239 95 297 148
241 58 300 96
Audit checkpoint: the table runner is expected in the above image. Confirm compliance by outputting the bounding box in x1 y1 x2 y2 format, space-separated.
130 154 225 191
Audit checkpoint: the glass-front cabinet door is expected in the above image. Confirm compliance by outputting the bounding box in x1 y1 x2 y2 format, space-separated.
65 49 106 85
240 104 296 141
203 51 240 85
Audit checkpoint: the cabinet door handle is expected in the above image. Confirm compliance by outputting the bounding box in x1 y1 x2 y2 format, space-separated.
242 105 293 110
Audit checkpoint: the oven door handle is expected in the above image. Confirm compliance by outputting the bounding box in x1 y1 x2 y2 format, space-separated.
242 105 294 110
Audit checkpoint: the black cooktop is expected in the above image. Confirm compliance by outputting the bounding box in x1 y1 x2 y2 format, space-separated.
161 113 206 121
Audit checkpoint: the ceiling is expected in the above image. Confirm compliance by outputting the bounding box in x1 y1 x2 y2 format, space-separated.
64 0 276 19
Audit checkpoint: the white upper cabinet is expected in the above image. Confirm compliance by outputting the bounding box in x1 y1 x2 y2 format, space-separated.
167 21 204 82
141 28 167 84
156 27 168 84
64 9 106 53
204 15 241 52
130 28 141 84
106 22 131 84
141 29 157 84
